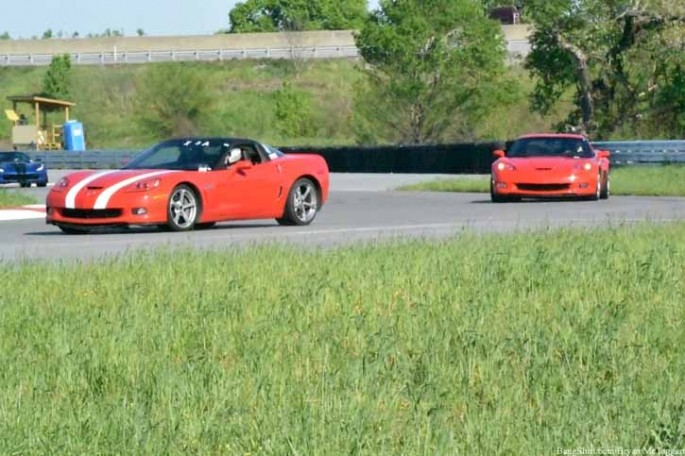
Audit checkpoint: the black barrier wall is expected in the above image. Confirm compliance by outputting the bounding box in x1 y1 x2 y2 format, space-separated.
14 140 685 171
280 143 502 174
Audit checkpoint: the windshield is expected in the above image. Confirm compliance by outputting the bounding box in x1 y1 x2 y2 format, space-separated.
124 139 232 170
0 152 31 162
507 137 594 158
262 143 285 159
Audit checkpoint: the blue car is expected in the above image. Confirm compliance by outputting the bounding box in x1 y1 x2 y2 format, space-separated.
0 151 48 187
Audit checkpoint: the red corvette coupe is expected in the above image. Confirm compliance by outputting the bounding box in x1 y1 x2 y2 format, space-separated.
46 138 330 233
491 134 611 202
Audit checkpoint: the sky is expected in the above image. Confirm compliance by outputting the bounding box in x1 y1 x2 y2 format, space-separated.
0 0 381 39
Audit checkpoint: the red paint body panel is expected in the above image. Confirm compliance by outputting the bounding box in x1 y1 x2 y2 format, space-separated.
46 153 329 227
491 134 611 199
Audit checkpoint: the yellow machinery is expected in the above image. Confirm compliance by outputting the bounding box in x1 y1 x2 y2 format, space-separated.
4 95 76 150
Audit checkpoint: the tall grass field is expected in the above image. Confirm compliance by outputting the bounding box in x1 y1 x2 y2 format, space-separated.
1 224 684 453
400 165 685 197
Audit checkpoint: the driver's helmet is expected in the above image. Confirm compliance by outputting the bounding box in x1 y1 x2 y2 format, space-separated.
226 148 243 166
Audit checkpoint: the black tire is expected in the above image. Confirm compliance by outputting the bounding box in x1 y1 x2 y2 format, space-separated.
165 184 200 231
20 183 31 188
37 182 48 188
600 172 610 200
490 180 506 203
57 225 89 235
276 178 320 226
589 173 601 201
196 222 216 230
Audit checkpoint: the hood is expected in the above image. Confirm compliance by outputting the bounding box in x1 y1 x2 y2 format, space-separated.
65 169 180 190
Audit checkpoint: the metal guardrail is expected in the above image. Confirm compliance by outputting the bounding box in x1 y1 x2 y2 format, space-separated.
0 40 530 67
0 46 360 66
15 140 685 171
593 141 685 165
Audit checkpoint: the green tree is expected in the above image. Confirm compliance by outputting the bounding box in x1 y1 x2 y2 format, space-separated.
525 0 685 138
0 31 10 40
228 0 367 32
134 63 214 138
353 0 511 144
273 81 313 138
41 54 72 100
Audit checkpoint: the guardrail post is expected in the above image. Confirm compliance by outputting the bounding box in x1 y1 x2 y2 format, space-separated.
148 51 152 62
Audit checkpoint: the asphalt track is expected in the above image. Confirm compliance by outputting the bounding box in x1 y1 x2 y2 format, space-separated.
1 173 684 262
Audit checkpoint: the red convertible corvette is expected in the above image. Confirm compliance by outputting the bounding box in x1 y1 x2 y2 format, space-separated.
46 138 329 233
491 133 611 202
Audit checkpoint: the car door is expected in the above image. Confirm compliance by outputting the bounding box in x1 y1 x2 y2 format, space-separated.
211 142 284 220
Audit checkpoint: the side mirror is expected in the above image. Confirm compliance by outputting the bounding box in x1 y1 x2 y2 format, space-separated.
493 149 506 159
596 150 611 159
235 161 253 171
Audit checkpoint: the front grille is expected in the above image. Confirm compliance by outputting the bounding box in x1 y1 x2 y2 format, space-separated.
61 208 122 219
517 183 570 192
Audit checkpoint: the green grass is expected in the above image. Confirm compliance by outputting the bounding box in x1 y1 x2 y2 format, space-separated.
399 165 685 197
0 60 570 149
1 224 685 454
0 189 38 208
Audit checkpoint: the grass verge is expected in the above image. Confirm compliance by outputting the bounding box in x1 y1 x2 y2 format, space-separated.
0 189 38 208
399 165 685 197
1 223 684 454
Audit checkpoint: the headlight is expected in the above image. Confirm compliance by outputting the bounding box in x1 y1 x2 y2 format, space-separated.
497 162 516 171
57 177 69 187
0 168 4 172
130 178 161 191
574 163 593 171
36 164 45 171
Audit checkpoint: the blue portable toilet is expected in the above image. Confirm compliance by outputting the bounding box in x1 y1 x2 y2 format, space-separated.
63 120 86 151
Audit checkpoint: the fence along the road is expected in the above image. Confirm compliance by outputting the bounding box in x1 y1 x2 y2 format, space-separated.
20 140 685 173
0 46 360 66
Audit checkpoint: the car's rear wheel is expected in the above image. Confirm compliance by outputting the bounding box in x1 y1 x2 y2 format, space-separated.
600 172 610 200
165 184 199 231
57 224 89 235
277 178 319 226
37 182 47 188
20 183 31 188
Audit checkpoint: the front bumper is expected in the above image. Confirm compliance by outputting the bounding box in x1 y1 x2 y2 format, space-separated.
0 172 48 185
492 173 599 198
46 191 168 227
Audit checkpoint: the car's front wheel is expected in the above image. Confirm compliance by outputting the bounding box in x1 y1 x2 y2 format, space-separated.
277 178 319 226
165 184 199 231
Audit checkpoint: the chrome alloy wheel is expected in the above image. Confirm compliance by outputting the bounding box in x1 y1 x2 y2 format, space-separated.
169 187 198 229
293 181 318 223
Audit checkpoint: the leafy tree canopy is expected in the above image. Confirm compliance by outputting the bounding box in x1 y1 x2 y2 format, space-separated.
354 0 513 144
229 0 367 32
41 54 72 100
525 0 685 139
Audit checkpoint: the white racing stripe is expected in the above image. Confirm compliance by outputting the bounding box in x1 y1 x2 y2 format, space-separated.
93 171 176 209
65 170 117 209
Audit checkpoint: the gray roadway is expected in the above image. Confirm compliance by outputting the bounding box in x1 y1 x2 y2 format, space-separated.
1 173 684 262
